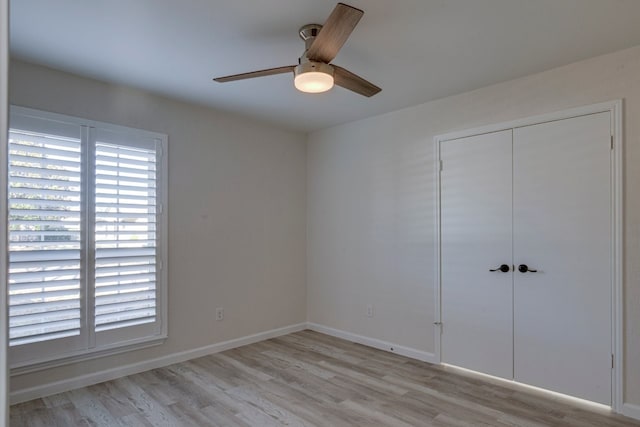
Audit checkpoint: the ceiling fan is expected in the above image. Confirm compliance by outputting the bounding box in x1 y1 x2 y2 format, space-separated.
213 3 381 97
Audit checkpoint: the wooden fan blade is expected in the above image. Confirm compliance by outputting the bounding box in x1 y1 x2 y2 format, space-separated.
306 3 364 64
333 65 381 97
214 66 296 83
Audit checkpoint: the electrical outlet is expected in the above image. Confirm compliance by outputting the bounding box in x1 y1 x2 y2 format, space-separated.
216 307 224 321
366 304 374 318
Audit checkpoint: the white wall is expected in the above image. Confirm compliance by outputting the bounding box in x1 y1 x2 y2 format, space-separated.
8 60 308 394
307 45 640 407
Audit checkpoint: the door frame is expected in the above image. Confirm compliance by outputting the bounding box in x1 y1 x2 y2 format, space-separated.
1 0 9 422
433 100 623 412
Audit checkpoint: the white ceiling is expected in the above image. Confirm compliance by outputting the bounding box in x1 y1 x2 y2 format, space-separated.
10 0 640 132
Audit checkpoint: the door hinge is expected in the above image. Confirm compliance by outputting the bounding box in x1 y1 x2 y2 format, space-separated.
439 160 443 171
434 321 442 334
611 135 614 150
612 354 614 369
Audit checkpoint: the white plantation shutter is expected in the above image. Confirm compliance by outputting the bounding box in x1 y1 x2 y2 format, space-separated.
7 106 167 369
7 127 83 347
94 140 159 332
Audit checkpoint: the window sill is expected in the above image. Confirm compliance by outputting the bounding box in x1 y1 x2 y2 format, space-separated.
10 335 167 376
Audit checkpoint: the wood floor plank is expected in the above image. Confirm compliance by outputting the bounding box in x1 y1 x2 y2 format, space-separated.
67 387 126 427
11 330 640 426
109 376 183 426
167 400 248 427
340 399 417 427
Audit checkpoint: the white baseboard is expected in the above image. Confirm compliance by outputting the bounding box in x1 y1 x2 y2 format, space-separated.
621 403 640 421
306 322 438 364
10 322 307 405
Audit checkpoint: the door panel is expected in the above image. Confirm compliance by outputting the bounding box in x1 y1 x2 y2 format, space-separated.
440 130 513 379
513 112 612 405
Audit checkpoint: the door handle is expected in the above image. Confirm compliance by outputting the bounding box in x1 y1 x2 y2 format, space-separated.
518 264 538 273
489 264 510 273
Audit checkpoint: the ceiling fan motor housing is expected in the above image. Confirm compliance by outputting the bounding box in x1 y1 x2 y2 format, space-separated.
299 24 323 48
295 61 334 78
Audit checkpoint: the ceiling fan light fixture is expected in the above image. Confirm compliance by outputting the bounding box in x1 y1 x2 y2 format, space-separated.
294 62 334 94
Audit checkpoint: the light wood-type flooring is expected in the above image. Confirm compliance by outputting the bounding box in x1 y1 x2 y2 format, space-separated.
10 330 640 426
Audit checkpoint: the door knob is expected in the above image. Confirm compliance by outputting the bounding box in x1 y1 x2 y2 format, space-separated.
490 264 510 273
518 264 538 273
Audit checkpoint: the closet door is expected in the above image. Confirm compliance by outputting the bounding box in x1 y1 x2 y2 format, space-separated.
440 130 513 379
513 112 612 405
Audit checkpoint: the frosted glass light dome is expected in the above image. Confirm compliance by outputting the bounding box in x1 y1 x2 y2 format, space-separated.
294 62 334 94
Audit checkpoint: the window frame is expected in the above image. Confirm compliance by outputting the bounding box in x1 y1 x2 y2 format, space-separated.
8 105 168 374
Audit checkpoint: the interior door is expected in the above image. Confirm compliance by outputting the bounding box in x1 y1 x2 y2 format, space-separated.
513 112 612 405
440 129 514 379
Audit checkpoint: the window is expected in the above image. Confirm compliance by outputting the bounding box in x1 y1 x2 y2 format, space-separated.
7 106 168 369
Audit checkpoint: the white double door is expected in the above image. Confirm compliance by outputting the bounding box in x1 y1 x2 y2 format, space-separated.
440 112 612 405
